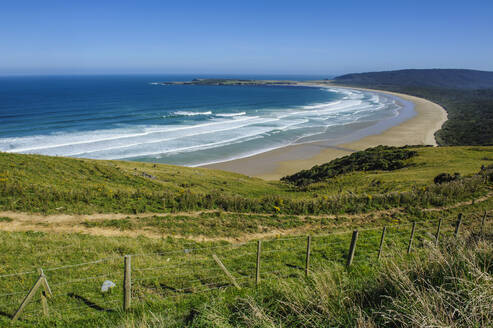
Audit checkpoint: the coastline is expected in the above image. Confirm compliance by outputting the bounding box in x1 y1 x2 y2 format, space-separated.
203 85 448 180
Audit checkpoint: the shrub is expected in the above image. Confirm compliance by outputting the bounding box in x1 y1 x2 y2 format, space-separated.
282 145 418 187
482 164 493 183
434 172 461 184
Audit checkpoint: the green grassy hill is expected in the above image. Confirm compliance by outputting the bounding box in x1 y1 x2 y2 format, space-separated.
0 146 492 327
1 146 492 215
0 198 490 327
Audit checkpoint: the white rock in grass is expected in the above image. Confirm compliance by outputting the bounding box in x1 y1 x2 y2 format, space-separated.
101 280 116 292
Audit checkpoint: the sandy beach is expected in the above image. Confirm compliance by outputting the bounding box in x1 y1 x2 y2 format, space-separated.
204 85 448 180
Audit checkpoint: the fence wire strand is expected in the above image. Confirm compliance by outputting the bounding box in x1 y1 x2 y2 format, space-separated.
1 209 490 323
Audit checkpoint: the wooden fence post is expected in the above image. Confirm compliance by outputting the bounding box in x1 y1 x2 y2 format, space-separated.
12 268 52 322
377 226 386 260
38 268 49 317
12 277 44 322
305 235 311 277
454 213 463 237
407 222 416 254
213 254 241 290
123 255 132 311
435 218 442 246
255 240 261 286
346 230 358 267
480 211 487 235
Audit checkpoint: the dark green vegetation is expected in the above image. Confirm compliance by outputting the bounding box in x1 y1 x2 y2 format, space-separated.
434 172 461 184
1 146 492 216
333 69 493 146
282 146 418 186
155 79 295 86
334 69 493 89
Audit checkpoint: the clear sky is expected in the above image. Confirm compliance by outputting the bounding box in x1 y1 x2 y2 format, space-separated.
1 0 492 75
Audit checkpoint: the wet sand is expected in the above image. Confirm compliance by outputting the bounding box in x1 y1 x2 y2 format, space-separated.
204 86 448 180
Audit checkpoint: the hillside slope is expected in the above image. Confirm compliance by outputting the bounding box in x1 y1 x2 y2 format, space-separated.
0 147 492 327
1 146 492 215
332 69 493 146
334 68 493 89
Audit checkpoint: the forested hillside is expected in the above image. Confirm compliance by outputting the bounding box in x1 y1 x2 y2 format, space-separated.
335 69 493 89
333 69 493 146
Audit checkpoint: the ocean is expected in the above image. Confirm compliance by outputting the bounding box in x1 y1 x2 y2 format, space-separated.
0 75 411 166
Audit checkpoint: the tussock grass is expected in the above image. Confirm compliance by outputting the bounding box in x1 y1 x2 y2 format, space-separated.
0 205 489 327
192 234 493 328
1 146 492 215
0 146 492 327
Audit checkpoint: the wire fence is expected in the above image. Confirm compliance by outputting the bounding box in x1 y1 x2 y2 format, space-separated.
0 210 491 323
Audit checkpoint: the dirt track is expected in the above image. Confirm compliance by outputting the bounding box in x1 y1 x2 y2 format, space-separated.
0 193 491 242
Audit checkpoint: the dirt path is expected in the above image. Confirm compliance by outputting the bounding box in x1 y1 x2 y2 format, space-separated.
0 193 491 242
423 193 491 211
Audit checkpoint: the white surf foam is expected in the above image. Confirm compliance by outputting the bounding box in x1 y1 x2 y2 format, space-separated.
1 116 259 153
0 86 403 163
173 111 212 116
66 116 282 157
215 112 246 117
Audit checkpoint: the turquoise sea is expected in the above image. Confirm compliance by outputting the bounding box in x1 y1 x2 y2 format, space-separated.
0 75 411 166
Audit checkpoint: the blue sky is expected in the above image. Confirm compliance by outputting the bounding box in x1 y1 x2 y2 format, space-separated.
1 0 492 75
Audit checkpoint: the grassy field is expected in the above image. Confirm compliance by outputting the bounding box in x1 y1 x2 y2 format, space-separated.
1 146 492 215
193 232 493 327
0 195 491 327
0 145 492 326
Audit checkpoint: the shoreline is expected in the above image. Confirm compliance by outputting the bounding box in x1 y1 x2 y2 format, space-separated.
203 85 448 180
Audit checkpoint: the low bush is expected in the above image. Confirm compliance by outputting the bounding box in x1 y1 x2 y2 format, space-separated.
282 146 418 187
434 172 461 184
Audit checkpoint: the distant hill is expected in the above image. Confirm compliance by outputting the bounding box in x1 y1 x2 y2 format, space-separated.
332 69 493 146
334 69 493 89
